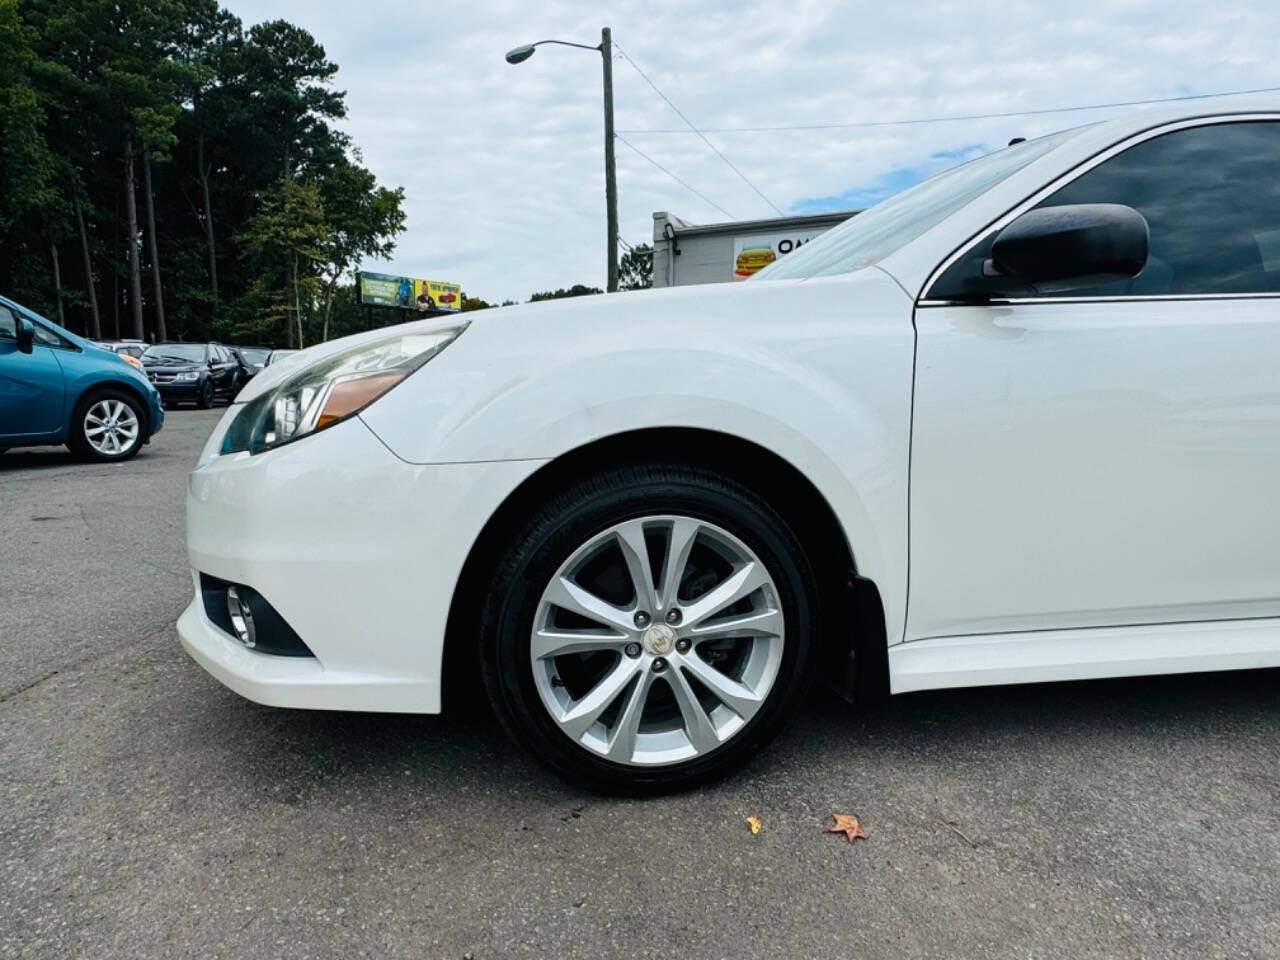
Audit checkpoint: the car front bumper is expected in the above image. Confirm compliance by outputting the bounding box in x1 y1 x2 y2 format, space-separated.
153 379 204 403
179 407 546 714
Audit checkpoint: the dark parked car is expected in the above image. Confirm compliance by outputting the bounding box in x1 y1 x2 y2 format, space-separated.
229 346 272 381
141 342 241 408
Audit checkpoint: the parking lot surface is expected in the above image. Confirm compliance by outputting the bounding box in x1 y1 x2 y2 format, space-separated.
3 408 1279 959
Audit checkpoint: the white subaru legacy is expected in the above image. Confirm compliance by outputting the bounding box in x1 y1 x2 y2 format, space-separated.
182 97 1280 792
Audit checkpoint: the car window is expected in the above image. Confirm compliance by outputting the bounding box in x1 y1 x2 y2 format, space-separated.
934 120 1280 299
32 322 70 348
0 305 15 340
753 126 1084 281
143 343 206 362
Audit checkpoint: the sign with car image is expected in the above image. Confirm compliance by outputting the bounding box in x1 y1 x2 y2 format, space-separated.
732 231 825 280
357 272 462 313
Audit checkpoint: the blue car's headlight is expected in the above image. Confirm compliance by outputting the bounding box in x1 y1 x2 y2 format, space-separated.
221 324 468 456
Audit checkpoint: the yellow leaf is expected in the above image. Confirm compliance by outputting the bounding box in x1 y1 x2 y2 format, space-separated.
745 815 763 836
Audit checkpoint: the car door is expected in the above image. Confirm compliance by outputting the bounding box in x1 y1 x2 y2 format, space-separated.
908 117 1280 640
0 304 65 440
213 345 235 392
206 344 224 392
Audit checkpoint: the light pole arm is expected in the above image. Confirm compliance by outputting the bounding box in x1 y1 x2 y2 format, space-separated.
529 39 602 53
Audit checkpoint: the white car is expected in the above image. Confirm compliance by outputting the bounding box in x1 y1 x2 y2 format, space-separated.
180 96 1280 791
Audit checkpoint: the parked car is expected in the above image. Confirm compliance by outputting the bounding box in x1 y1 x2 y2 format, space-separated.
141 342 241 408
230 346 272 381
179 97 1280 792
0 296 164 461
96 339 148 369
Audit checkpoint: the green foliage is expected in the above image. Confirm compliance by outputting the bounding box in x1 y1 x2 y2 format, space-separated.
619 243 653 290
529 284 604 302
238 176 329 343
0 0 56 309
0 0 405 346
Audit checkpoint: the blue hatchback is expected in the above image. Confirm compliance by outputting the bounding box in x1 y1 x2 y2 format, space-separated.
0 295 164 462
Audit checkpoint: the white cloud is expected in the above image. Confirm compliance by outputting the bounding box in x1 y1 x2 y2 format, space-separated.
226 0 1280 301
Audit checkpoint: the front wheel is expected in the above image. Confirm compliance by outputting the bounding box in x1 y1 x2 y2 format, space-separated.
481 463 819 793
195 380 214 409
67 389 146 462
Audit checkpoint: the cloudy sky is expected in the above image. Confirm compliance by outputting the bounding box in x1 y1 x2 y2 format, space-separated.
225 0 1276 302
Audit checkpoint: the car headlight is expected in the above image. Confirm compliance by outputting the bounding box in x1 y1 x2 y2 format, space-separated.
175 371 200 381
221 324 467 456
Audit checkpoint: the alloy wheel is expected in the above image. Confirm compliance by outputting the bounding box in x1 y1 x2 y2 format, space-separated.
83 399 139 457
530 515 785 767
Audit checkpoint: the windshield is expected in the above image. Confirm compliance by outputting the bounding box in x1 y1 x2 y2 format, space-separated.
754 127 1082 281
238 347 270 363
143 343 206 363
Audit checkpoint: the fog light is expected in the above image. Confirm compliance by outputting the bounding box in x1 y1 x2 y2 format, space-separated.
225 585 256 648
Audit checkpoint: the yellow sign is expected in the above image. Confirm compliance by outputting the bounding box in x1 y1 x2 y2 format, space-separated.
413 279 462 314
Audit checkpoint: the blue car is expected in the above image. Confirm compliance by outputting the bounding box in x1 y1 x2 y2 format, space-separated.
0 295 164 462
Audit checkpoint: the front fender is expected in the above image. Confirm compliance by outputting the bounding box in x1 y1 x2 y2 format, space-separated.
360 271 915 643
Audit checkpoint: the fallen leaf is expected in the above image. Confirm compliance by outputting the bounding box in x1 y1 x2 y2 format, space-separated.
745 815 762 836
828 812 868 843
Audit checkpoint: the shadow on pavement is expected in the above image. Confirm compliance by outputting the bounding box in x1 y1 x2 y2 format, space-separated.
193 663 1280 802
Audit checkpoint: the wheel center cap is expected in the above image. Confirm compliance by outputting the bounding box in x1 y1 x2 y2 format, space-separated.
642 623 676 656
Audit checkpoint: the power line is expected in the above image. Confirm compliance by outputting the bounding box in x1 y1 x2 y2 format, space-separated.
613 43 784 216
614 133 737 220
616 83 1280 134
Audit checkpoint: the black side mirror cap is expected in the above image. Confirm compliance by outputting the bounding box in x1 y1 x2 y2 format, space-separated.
16 317 34 354
991 203 1149 293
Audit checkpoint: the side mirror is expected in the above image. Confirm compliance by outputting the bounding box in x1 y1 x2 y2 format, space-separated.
16 317 34 354
988 203 1149 293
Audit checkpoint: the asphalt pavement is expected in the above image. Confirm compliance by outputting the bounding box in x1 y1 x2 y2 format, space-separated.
3 408 1279 959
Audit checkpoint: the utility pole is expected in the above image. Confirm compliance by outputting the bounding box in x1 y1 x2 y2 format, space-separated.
506 27 620 293
601 27 618 293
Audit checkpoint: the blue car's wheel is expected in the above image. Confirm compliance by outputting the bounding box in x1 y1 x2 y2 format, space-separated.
67 388 146 462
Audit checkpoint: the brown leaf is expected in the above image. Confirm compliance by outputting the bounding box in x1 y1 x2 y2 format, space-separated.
745 815 763 836
828 812 868 843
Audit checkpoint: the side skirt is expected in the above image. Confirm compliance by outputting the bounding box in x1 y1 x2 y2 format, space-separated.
888 617 1280 694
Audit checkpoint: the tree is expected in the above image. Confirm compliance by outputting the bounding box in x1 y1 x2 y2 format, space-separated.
0 0 55 312
239 176 329 347
529 284 603 302
315 154 405 341
619 243 653 290
176 2 240 306
5 3 402 345
239 20 345 179
461 295 493 311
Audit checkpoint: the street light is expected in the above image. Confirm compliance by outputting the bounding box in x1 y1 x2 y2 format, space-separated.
505 27 619 293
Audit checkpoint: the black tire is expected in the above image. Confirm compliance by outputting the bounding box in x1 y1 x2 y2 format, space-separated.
66 388 147 462
196 380 214 409
480 462 819 794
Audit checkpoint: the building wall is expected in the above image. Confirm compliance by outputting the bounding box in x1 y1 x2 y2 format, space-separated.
651 209 856 287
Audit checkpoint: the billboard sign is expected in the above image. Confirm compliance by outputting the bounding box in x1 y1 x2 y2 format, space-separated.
731 231 824 281
357 272 462 313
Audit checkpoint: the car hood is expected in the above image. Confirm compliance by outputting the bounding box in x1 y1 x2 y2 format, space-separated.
235 279 816 404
